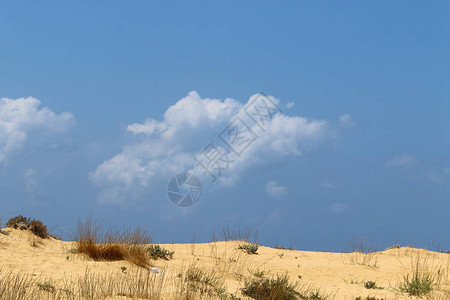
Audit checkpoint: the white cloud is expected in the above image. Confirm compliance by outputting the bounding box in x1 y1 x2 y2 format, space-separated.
265 181 287 199
90 91 332 204
286 102 295 109
321 180 343 189
339 114 355 128
0 97 74 163
385 154 419 168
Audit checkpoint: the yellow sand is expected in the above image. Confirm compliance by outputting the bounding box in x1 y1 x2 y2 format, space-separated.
1 228 449 299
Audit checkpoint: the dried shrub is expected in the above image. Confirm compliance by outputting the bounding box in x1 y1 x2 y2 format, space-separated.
6 215 30 229
6 216 50 239
29 220 49 239
74 216 152 267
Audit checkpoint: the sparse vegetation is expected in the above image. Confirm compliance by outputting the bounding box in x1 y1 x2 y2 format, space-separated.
6 215 30 229
29 220 49 239
29 234 44 247
242 274 328 300
37 281 56 293
0 267 236 299
275 244 295 250
6 215 50 239
184 264 227 298
242 275 302 300
237 243 259 254
2 215 449 299
364 281 383 290
252 270 268 278
397 255 435 297
147 244 174 260
343 238 379 267
388 244 401 249
73 216 152 267
216 226 258 242
398 275 433 296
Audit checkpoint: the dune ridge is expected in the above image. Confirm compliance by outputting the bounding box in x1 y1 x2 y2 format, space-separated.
0 227 449 299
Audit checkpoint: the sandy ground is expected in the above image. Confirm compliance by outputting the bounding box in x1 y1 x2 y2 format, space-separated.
0 228 449 299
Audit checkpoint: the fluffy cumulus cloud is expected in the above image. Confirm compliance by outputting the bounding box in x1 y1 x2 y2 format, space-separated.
0 97 74 164
265 181 288 199
90 91 331 204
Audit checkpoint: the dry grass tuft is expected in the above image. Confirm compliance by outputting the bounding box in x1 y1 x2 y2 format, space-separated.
342 238 379 267
73 216 152 267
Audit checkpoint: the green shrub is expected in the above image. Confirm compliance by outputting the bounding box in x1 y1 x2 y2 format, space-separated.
397 256 434 297
147 245 174 260
242 275 328 300
398 273 433 296
364 281 383 290
237 243 259 254
241 275 302 300
37 281 56 293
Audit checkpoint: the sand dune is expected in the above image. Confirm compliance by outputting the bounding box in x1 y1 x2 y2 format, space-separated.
0 228 449 299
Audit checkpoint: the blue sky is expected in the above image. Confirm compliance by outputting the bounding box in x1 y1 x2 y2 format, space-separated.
0 1 448 251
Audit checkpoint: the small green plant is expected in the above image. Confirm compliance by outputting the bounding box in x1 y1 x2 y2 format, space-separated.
396 255 435 297
218 291 241 300
66 255 70 260
252 270 268 278
147 245 174 260
241 275 329 300
241 275 302 300
37 281 56 293
398 273 433 296
237 243 259 254
185 265 225 297
364 281 383 290
120 266 127 273
279 253 284 258
308 289 328 300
